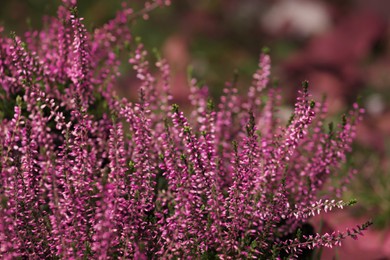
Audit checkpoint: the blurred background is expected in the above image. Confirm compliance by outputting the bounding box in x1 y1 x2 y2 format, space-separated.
1 0 389 258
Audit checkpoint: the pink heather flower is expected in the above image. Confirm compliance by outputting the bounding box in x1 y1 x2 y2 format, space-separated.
0 1 370 259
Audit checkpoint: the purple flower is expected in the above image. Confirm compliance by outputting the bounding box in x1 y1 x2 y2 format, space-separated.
0 1 369 259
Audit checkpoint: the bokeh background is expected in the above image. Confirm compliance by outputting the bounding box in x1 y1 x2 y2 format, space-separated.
1 0 389 258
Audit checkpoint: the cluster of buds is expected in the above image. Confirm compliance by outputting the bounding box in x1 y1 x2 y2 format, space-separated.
0 0 369 259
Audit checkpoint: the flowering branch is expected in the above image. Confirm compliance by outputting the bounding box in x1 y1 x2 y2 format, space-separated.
0 1 369 259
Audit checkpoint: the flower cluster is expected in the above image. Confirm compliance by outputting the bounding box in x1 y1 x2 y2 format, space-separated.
0 0 370 259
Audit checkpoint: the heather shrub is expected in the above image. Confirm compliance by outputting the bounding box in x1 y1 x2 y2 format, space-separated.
0 1 371 259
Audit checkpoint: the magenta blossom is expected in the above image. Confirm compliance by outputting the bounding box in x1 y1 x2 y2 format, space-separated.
0 0 369 259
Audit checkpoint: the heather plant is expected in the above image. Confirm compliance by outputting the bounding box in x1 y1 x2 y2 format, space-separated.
0 0 371 259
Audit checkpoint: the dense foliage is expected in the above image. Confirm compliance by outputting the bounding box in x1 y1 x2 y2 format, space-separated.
0 0 371 258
